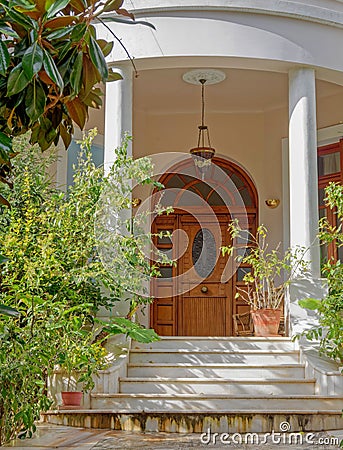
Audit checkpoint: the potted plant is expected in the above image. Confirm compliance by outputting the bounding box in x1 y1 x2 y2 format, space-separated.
222 220 307 336
56 315 108 407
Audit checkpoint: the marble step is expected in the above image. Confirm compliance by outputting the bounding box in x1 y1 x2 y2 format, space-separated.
119 377 315 395
90 393 343 412
132 337 297 352
127 363 305 379
129 349 300 365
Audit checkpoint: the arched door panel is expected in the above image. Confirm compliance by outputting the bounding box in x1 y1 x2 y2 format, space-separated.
151 157 258 336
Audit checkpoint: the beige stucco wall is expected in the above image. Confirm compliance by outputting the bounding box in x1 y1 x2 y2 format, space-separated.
132 88 343 251
317 92 343 130
133 108 283 248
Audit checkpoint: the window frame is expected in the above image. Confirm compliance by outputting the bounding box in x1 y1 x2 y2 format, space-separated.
318 139 343 262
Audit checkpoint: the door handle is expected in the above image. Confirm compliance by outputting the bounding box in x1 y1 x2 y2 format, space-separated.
201 286 208 293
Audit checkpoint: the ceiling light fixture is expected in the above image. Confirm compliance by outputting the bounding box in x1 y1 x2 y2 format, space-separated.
189 78 215 178
183 69 226 179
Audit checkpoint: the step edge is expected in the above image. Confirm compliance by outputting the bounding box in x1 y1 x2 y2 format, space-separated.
127 363 305 368
119 377 315 383
130 349 299 354
134 337 293 341
44 409 343 415
91 393 340 399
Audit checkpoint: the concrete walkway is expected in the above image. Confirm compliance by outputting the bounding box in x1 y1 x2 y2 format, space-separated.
1 424 342 449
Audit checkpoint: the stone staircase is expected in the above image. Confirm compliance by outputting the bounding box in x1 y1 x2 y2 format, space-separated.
45 337 343 433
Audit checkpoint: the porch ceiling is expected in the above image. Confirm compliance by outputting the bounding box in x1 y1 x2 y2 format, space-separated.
133 67 343 114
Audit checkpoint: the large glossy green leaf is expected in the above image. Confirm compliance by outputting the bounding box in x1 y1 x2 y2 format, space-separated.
0 304 20 317
0 40 10 76
81 89 102 108
116 8 134 20
6 6 34 30
82 54 100 94
107 69 123 82
25 81 46 122
7 63 30 96
22 42 44 79
70 23 87 42
69 0 87 14
0 254 8 264
0 24 19 38
8 0 36 10
46 0 70 18
70 51 83 94
97 39 113 57
0 131 12 164
58 41 73 62
102 0 123 13
0 194 10 208
46 27 72 40
45 0 55 10
65 97 87 129
298 298 322 311
101 16 156 30
43 50 64 91
104 317 160 343
59 122 72 148
88 36 108 80
45 16 77 31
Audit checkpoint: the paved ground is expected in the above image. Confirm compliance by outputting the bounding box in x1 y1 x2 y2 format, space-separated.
2 424 342 449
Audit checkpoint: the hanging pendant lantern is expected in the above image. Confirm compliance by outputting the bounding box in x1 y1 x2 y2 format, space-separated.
189 79 215 178
183 69 225 179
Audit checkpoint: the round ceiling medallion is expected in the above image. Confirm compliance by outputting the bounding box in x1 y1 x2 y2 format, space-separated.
182 69 226 85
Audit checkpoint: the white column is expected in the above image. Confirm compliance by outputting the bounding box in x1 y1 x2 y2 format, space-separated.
288 67 320 278
104 65 133 174
100 65 133 322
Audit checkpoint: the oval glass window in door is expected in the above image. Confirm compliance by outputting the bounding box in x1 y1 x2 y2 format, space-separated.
192 228 217 278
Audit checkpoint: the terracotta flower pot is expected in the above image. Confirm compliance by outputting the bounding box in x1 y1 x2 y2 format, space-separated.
251 309 281 336
61 391 83 407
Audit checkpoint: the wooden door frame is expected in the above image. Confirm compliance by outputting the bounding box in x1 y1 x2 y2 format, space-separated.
150 157 258 336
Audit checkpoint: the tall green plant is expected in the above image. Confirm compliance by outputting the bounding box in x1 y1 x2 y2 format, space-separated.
0 130 164 444
222 220 308 310
298 182 343 363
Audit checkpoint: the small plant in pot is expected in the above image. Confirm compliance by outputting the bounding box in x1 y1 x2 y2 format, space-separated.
56 316 108 408
222 220 307 336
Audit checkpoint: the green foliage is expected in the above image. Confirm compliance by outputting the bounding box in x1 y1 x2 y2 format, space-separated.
0 130 114 316
0 0 131 147
298 182 343 363
0 318 52 443
298 298 322 311
95 134 174 318
0 303 19 316
0 129 165 444
56 314 108 392
0 0 154 206
100 317 160 343
222 220 308 310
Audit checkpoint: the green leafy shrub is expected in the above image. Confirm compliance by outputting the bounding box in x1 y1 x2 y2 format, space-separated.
298 182 343 363
0 130 164 444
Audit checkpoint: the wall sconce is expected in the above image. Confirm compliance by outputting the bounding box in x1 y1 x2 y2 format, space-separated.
265 199 280 209
132 198 142 208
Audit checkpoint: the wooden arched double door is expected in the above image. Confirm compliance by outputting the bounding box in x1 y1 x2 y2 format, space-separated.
150 157 258 336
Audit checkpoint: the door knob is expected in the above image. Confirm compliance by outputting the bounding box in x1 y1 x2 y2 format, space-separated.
201 286 208 293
